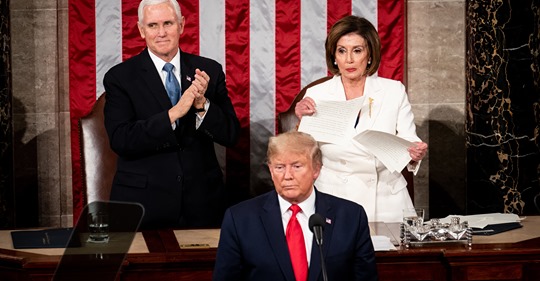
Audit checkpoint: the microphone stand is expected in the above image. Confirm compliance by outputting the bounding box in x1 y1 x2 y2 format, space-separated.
310 214 328 281
317 240 328 281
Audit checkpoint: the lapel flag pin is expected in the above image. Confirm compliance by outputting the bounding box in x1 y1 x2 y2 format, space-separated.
326 218 332 224
186 76 192 82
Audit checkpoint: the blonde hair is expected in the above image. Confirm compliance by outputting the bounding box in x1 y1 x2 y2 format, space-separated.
267 131 322 168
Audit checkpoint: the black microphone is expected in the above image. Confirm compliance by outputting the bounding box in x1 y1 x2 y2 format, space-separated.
309 213 328 281
309 213 325 245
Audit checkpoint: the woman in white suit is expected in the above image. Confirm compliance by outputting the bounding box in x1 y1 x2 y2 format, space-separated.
295 16 428 222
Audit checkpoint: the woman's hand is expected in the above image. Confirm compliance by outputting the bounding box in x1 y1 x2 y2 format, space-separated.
294 97 317 119
407 141 428 162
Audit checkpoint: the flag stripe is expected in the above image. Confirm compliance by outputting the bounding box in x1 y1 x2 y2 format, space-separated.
327 0 351 31
377 0 404 80
179 1 200 55
300 0 327 87
121 0 143 61
200 0 227 176
275 0 302 117
225 0 251 199
69 0 97 222
353 0 377 29
95 0 121 96
249 0 276 192
200 0 226 66
69 0 406 220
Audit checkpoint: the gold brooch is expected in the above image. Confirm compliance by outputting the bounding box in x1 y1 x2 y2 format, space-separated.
369 97 374 117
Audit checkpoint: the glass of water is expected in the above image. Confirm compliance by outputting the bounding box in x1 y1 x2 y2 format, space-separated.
403 208 425 228
88 211 109 243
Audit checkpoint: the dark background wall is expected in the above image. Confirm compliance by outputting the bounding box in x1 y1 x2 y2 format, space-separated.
0 0 14 228
465 0 540 216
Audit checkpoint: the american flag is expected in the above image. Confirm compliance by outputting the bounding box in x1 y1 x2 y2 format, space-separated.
69 0 405 221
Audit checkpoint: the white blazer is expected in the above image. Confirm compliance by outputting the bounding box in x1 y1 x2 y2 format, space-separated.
304 75 421 222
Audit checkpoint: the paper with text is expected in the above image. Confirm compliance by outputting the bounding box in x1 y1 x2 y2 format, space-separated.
353 130 413 173
297 97 364 144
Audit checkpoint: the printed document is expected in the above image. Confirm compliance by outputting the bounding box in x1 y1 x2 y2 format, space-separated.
353 130 412 173
297 98 412 173
297 97 364 144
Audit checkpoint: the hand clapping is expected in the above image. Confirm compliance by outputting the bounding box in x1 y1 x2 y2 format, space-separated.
169 68 210 123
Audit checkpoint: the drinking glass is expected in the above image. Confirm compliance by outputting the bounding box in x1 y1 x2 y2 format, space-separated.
403 208 425 227
88 211 109 243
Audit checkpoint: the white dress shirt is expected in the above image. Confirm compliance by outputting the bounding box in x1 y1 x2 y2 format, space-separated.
278 190 316 266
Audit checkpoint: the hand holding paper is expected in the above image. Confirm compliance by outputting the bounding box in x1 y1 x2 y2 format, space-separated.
297 98 364 144
297 97 413 173
353 130 413 173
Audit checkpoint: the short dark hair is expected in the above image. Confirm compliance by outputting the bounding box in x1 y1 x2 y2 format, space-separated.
325 16 381 76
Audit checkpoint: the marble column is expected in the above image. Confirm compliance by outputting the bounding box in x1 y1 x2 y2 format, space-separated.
1 0 14 228
465 0 540 215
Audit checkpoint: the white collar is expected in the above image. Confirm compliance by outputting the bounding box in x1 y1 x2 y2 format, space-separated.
277 188 316 217
148 48 181 75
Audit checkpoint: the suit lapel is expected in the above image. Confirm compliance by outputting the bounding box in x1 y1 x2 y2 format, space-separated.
331 75 347 101
308 190 336 281
179 50 196 95
361 76 386 130
261 192 296 281
137 49 172 110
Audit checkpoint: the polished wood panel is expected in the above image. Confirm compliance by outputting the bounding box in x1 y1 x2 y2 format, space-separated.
1 217 539 281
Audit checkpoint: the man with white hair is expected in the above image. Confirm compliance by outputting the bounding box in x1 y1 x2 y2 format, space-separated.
103 0 240 229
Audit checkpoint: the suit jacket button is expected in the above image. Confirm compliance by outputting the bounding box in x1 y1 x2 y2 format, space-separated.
176 176 183 182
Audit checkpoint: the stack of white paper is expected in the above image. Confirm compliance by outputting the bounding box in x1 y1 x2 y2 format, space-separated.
436 213 522 229
370 235 397 251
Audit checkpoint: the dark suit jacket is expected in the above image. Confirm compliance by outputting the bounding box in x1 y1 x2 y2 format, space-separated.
103 48 240 229
213 189 378 281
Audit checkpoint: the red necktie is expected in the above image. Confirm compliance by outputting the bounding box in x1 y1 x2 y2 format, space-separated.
286 204 308 281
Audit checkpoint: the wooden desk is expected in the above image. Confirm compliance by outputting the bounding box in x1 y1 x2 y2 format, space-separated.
374 217 540 281
1 217 539 281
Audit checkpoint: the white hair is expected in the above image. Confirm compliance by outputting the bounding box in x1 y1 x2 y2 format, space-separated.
138 0 182 24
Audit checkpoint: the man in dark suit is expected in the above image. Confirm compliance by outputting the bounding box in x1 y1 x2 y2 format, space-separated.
103 0 239 229
213 131 378 281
